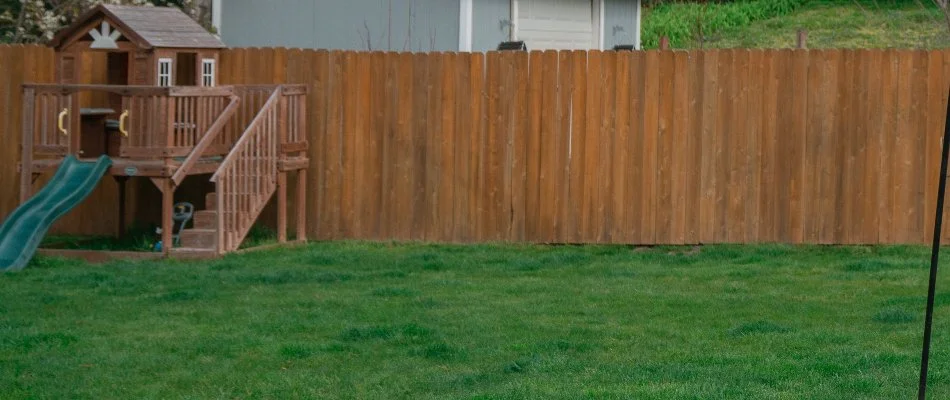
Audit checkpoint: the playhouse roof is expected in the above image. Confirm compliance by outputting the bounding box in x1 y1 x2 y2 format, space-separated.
49 4 226 50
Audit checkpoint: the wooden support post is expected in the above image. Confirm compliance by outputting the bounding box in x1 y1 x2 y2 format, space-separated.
660 36 671 50
797 29 808 49
115 176 129 238
20 88 34 204
161 179 173 254
296 169 306 242
277 171 288 243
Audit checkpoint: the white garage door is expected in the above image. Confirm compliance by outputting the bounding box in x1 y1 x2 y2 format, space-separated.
515 0 596 50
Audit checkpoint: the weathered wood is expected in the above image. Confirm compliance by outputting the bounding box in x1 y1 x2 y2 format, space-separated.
296 169 307 241
169 86 235 97
20 88 34 204
281 141 309 153
11 47 950 247
161 178 173 254
209 88 282 251
170 95 240 186
24 83 171 95
278 157 309 171
277 171 287 243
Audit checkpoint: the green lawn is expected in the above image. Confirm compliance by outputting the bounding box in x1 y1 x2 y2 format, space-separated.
650 0 950 49
2 242 950 398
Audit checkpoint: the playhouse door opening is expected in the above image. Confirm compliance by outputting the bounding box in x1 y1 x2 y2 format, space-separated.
176 53 197 86
78 52 128 158
106 52 128 119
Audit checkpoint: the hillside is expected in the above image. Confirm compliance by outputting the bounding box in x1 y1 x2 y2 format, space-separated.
643 0 950 49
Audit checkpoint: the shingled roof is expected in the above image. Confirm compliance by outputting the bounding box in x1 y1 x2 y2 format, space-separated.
50 4 226 50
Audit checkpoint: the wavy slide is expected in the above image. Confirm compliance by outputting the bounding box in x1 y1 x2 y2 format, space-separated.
0 155 112 272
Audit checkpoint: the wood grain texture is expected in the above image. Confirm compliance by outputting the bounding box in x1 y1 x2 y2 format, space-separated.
640 51 660 244
567 51 588 243
699 50 720 243
655 51 675 244
5 47 950 246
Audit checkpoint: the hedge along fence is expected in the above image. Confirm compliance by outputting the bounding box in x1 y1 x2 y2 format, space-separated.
1 45 950 245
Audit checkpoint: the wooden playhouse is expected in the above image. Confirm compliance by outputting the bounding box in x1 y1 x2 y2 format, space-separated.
19 4 309 258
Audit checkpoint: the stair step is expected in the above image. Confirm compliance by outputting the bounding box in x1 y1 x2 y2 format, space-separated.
206 192 217 210
179 229 217 249
193 210 216 229
169 247 219 260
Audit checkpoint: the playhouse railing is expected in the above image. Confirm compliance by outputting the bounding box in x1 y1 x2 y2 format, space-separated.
210 88 282 252
170 94 241 186
120 86 235 158
24 89 72 155
279 85 308 153
226 86 277 146
20 84 236 161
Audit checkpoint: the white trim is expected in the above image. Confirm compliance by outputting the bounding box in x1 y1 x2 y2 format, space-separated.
458 0 474 51
201 59 216 87
510 0 519 41
211 0 222 36
157 58 173 87
634 0 641 49
597 0 605 50
594 0 607 50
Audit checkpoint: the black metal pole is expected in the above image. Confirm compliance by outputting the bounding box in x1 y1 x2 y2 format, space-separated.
918 86 950 400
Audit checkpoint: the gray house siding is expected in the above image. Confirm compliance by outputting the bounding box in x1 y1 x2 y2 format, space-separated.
220 0 459 51
470 0 640 52
472 0 511 52
604 0 640 49
218 0 639 52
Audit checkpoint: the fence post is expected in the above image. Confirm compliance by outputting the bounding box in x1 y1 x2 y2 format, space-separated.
797 29 808 49
660 36 671 50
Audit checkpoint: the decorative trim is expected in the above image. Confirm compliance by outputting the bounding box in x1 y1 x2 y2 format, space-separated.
88 20 122 49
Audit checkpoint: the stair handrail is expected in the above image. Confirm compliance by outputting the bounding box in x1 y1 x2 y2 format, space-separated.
171 95 241 186
209 87 282 252
210 88 280 183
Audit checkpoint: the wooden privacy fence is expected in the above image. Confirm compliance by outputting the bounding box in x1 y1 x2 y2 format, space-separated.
221 48 950 245
2 45 950 245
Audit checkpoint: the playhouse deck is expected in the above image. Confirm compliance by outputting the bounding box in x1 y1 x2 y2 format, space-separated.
19 83 309 258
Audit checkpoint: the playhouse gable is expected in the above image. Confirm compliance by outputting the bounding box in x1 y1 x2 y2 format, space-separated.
49 4 225 52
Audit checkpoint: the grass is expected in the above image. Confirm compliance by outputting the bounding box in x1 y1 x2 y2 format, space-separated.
647 0 950 49
2 242 950 398
40 223 279 252
641 0 808 48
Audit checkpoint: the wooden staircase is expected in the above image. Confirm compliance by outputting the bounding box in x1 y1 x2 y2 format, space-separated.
170 193 220 258
168 85 308 259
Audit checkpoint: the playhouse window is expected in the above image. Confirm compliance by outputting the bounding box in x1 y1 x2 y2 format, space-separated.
202 59 216 87
157 58 173 87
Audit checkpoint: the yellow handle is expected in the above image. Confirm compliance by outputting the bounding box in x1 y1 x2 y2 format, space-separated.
57 108 68 136
119 110 129 137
